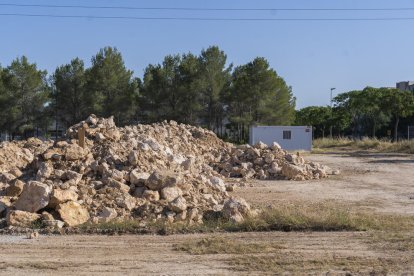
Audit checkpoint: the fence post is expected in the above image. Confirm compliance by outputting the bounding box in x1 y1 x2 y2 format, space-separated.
78 124 87 148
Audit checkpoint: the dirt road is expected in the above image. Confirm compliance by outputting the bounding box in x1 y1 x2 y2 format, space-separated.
236 151 414 215
1 151 413 275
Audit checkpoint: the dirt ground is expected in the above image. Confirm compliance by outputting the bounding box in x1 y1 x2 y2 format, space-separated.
236 151 414 215
1 151 413 275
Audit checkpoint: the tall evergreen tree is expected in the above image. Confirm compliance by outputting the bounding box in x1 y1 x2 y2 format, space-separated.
0 56 49 137
52 58 87 127
198 46 232 131
86 47 139 125
228 57 295 142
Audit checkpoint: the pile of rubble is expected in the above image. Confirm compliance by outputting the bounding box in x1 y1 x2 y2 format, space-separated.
216 142 339 181
0 115 337 230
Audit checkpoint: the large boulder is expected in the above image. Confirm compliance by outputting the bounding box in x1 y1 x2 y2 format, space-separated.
14 181 52 212
209 176 226 192
57 201 90 227
48 188 78 208
222 197 251 223
146 171 180 191
160 186 183 202
142 190 160 201
115 194 136 211
65 170 83 185
97 207 117 222
36 162 54 180
281 163 306 180
65 144 87 161
6 210 41 227
285 154 305 166
105 178 130 193
128 150 140 166
130 170 150 186
168 196 187 212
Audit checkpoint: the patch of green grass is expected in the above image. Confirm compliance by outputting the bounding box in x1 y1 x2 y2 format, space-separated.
174 237 284 255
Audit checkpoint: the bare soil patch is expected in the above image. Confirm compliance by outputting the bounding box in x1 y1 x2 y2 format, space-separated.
235 151 414 215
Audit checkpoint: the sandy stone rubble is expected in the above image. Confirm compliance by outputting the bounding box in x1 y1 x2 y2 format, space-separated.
0 115 337 229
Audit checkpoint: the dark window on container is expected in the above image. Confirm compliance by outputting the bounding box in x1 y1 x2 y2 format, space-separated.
283 130 291 140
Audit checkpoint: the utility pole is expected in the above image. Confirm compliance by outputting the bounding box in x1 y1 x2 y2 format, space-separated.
330 87 336 138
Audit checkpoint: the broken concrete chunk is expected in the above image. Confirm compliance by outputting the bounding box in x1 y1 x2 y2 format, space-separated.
146 171 179 191
130 170 150 186
57 201 90 227
98 207 117 222
168 196 187 212
14 181 52 213
6 210 41 227
160 186 183 202
48 188 78 208
65 144 87 161
222 197 251 223
142 190 160 201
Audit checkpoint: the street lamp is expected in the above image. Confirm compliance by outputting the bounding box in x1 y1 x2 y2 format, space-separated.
330 87 336 108
330 88 336 138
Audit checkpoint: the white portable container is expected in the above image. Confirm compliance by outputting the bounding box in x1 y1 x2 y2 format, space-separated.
249 126 312 151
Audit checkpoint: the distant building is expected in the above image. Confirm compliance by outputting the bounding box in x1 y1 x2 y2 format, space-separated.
396 81 414 92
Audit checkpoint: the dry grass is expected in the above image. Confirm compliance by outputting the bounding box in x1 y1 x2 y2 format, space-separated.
0 261 62 270
174 237 284 255
228 254 397 274
78 202 414 234
174 234 411 274
313 138 414 153
227 202 414 233
368 231 414 252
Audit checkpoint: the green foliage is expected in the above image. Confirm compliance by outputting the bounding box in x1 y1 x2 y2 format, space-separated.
295 106 331 138
198 46 232 132
85 47 139 125
0 46 296 140
141 54 203 124
52 58 88 127
227 57 296 142
380 88 414 141
0 56 49 137
296 87 414 141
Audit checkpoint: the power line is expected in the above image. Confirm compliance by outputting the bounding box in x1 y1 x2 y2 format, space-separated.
1 13 414 21
1 3 414 12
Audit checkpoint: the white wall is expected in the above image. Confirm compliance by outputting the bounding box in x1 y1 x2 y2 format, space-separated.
249 126 312 151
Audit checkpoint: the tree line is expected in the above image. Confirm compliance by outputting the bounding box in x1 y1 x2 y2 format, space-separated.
0 46 296 142
295 87 414 141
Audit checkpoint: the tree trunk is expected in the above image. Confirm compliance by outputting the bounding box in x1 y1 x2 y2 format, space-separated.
372 120 376 138
393 116 399 142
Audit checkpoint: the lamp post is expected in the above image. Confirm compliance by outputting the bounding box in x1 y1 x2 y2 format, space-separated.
330 87 336 138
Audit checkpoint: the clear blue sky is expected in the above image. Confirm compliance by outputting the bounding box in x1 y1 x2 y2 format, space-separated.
1 0 414 108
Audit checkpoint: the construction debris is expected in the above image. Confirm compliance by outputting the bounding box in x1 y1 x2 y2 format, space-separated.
0 115 337 230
